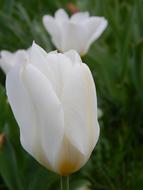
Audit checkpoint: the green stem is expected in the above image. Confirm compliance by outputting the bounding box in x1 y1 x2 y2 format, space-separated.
60 176 69 190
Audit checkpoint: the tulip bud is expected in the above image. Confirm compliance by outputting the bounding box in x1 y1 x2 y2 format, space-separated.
43 9 108 56
6 42 100 175
0 49 29 74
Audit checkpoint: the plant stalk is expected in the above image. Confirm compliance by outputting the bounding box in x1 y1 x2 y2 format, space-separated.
60 176 69 190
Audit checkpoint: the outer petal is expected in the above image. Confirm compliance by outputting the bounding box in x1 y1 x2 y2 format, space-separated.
0 51 14 74
56 137 86 175
43 15 62 49
44 53 73 98
83 17 108 54
64 50 82 65
29 43 73 98
6 64 38 156
6 63 64 172
0 50 28 74
28 43 55 89
43 15 58 36
60 23 88 55
22 64 65 171
61 64 100 157
70 12 89 23
55 9 69 21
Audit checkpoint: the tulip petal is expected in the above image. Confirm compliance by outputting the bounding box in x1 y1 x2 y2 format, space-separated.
55 9 69 21
0 51 13 73
83 17 108 53
60 23 88 54
22 64 64 171
29 43 73 98
71 12 89 23
56 137 86 175
0 50 29 74
1 51 13 63
6 64 39 157
43 15 62 49
61 64 100 156
29 43 55 88
44 52 73 98
43 15 58 36
6 64 53 170
6 63 65 172
64 50 82 65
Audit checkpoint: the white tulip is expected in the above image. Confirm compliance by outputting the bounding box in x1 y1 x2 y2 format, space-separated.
43 9 108 56
6 42 100 175
0 49 29 74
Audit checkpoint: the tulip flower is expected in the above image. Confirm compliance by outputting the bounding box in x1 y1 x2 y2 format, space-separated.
43 9 108 56
6 42 100 176
0 49 29 74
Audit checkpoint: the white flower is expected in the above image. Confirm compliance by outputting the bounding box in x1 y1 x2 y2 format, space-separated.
6 42 100 175
0 49 29 74
43 9 108 56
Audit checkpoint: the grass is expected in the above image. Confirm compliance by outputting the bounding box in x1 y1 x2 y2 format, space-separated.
0 0 143 189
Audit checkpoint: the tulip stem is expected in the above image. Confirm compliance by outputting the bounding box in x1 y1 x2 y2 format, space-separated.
60 176 69 190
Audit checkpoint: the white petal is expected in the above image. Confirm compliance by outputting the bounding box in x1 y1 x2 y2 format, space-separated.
45 52 73 99
6 63 65 172
13 50 29 64
6 64 39 157
6 64 51 170
0 51 14 73
55 9 69 21
22 64 64 171
56 137 86 175
61 64 100 156
42 15 62 49
71 12 89 23
0 50 29 74
64 50 82 65
43 15 58 36
29 43 72 99
60 23 88 55
29 42 53 80
83 17 108 53
1 51 13 63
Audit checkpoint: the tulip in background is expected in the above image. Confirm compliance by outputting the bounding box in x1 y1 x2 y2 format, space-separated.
0 49 29 74
6 42 100 189
43 9 108 56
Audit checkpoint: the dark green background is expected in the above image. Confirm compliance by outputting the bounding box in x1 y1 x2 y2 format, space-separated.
0 0 143 189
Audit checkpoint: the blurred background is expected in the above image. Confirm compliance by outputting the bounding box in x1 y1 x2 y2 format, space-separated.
0 0 143 189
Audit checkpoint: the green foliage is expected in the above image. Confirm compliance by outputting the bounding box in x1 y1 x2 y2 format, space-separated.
0 0 143 189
